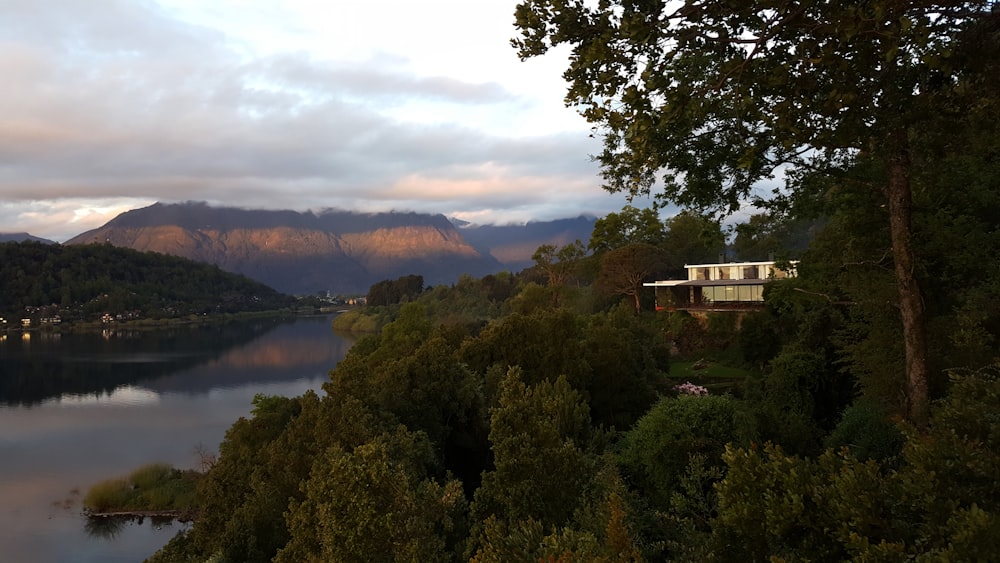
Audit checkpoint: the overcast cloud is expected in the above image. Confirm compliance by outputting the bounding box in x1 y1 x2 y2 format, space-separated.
0 0 642 241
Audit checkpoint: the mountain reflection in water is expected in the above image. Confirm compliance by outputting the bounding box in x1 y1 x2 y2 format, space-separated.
0 316 354 405
0 314 354 563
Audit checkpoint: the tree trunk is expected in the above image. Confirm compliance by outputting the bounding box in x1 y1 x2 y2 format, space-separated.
884 128 930 427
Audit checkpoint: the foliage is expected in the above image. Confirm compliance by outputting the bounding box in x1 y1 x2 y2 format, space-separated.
459 310 591 397
336 271 523 332
668 361 752 382
579 306 666 428
469 368 597 551
470 465 645 563
825 397 905 462
708 367 1000 561
83 462 198 513
740 345 856 455
277 429 467 563
419 273 514 323
737 310 783 370
531 240 587 307
366 274 425 307
456 306 665 430
618 395 754 512
596 243 666 313
588 204 666 254
330 308 389 332
512 0 992 210
514 0 1000 427
731 212 814 262
660 212 727 279
142 190 1000 563
325 304 489 486
158 391 394 563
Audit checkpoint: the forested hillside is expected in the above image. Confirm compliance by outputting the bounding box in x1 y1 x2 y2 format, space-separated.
0 242 294 323
149 148 1000 561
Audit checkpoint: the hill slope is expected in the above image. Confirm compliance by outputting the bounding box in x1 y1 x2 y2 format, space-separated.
0 241 293 321
0 232 53 244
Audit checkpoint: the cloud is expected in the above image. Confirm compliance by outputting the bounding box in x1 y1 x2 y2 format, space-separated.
0 0 629 242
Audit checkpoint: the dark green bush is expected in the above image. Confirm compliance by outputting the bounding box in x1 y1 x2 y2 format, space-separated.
825 398 904 462
618 395 754 510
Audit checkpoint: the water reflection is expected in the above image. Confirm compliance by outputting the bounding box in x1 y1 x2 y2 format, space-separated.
0 316 352 406
0 315 354 563
48 385 161 408
84 516 127 540
84 514 183 540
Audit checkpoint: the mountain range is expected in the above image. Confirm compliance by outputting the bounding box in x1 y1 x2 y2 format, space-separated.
0 233 53 244
56 202 595 294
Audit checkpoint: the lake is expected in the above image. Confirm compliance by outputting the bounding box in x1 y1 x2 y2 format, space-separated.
0 315 354 562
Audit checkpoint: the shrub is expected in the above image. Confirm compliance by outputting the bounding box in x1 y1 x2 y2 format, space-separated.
738 311 782 368
825 398 904 462
130 462 174 490
84 463 198 513
618 395 755 510
83 478 131 512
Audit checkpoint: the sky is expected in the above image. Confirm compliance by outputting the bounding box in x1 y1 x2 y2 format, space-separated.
0 0 649 242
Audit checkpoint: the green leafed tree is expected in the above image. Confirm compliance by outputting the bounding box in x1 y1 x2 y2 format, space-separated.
711 365 1000 561
661 211 727 278
731 212 814 262
588 204 666 254
596 242 666 313
530 240 587 309
513 0 1000 425
470 368 595 537
277 429 467 563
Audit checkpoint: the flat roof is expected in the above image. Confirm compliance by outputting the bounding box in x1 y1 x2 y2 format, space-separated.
684 260 798 269
643 279 771 287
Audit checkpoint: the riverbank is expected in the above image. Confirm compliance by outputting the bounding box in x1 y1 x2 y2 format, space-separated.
83 508 198 523
2 306 343 335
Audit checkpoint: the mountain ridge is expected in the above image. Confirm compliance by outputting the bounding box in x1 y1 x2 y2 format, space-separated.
66 202 595 294
0 233 54 244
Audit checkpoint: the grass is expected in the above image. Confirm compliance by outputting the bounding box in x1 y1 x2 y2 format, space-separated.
83 462 200 513
331 308 388 332
669 360 753 380
667 356 755 396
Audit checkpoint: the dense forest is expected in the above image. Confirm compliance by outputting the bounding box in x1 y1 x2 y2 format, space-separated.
149 171 998 561
146 2 999 561
0 242 295 323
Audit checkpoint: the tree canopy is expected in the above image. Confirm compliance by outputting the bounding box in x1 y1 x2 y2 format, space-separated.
513 0 1000 425
588 205 666 254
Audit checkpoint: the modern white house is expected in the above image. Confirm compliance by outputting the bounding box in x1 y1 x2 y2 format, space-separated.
643 260 797 311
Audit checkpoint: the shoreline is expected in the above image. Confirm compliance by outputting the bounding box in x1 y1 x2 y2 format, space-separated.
83 508 198 523
2 307 344 335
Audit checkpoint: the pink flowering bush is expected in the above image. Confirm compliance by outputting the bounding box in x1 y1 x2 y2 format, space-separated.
674 382 709 396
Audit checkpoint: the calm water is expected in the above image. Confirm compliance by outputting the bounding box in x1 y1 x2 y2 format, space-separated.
0 315 354 562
